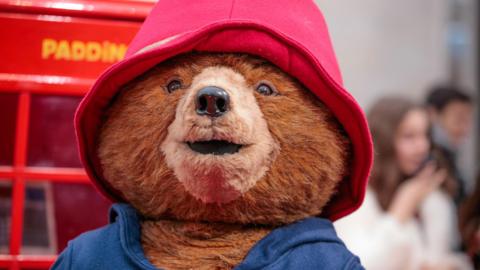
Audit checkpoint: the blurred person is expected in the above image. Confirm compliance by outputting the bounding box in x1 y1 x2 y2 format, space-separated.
425 85 474 202
335 97 472 270
459 172 480 269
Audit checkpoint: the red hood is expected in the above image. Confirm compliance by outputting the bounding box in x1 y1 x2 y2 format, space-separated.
75 0 373 221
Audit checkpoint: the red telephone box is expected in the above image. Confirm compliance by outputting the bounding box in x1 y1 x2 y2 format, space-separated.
0 1 153 269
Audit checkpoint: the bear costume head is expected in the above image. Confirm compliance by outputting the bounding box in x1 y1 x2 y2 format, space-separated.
73 0 373 269
98 52 351 225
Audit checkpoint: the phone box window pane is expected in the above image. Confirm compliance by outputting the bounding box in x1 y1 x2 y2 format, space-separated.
27 95 82 168
21 182 55 255
0 94 18 166
0 181 12 254
21 181 111 254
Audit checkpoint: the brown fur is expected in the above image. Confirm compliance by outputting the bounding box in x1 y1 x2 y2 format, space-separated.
160 65 280 203
98 52 351 269
142 221 271 269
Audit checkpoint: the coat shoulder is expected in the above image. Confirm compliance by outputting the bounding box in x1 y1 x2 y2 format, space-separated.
51 223 122 270
267 241 364 270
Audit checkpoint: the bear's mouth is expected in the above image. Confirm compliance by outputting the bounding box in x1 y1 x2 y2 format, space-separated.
187 140 243 155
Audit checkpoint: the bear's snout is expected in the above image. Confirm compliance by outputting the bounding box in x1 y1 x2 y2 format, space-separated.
159 65 281 203
195 86 230 117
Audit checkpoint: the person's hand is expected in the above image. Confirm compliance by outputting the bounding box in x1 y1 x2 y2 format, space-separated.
389 162 447 223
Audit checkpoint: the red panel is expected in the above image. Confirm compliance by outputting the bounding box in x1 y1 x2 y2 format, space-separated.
0 0 153 22
0 75 92 96
0 168 88 183
27 95 82 168
0 13 141 82
0 255 56 269
0 94 18 165
10 93 30 256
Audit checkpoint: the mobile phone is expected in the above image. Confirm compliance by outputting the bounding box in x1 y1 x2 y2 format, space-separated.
411 153 435 177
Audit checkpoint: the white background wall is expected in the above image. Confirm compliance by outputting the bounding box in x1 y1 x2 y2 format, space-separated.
316 0 478 189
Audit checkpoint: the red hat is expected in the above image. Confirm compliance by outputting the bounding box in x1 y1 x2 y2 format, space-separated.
75 0 373 221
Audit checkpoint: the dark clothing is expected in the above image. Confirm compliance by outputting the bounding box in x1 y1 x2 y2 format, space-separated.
51 204 364 270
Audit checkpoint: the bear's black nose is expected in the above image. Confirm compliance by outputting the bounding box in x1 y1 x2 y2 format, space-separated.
195 86 230 117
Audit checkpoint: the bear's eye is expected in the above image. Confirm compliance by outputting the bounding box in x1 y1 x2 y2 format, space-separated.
166 79 183 93
256 83 276 96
